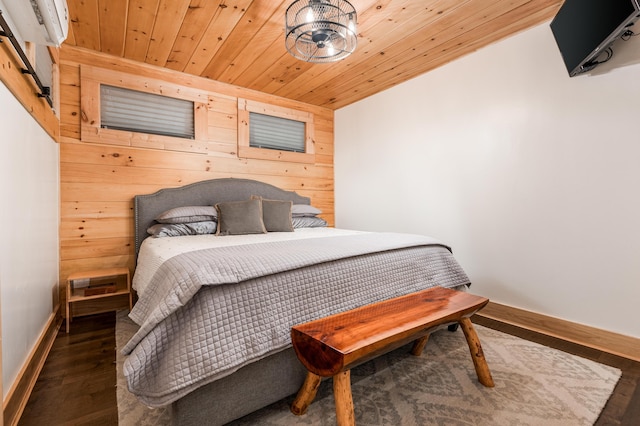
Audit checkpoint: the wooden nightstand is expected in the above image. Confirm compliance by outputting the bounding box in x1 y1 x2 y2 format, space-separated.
66 267 133 333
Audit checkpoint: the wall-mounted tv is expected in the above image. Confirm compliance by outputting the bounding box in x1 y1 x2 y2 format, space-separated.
550 0 640 76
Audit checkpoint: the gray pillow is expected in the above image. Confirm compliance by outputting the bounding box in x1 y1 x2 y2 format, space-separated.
257 198 294 232
292 216 328 229
155 206 217 224
215 199 267 236
147 221 217 237
292 204 322 217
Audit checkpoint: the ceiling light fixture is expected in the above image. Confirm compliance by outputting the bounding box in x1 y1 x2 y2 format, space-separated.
285 0 357 63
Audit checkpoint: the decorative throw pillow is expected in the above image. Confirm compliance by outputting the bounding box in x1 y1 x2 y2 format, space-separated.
252 196 294 232
215 199 267 236
155 206 217 224
291 204 322 217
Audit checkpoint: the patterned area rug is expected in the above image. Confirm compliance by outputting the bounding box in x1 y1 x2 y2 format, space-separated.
116 310 621 425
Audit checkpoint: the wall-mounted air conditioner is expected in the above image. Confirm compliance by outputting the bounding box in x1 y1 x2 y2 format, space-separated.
1 0 68 46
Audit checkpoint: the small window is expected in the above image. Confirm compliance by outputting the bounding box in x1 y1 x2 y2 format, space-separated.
80 65 208 153
249 112 305 152
100 85 194 139
238 98 315 164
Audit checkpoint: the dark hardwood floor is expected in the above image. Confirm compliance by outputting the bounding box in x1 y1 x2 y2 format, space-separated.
19 313 118 426
18 313 640 426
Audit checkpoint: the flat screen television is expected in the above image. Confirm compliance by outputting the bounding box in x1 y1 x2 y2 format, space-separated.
550 0 640 76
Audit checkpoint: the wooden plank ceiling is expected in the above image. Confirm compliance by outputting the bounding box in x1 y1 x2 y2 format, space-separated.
64 0 563 110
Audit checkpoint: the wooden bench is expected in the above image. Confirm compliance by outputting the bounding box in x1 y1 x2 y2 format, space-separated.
290 286 494 425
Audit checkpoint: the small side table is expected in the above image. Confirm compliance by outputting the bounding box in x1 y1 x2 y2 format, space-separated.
66 267 132 333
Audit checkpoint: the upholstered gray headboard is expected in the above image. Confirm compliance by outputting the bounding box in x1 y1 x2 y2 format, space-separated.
133 178 310 256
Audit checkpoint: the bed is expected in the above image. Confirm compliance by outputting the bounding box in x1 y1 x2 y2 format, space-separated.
124 178 471 425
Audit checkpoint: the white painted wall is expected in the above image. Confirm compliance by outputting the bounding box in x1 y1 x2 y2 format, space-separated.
0 82 60 399
335 23 640 338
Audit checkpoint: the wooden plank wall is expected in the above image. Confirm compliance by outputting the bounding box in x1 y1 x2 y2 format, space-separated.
0 38 59 140
58 46 335 308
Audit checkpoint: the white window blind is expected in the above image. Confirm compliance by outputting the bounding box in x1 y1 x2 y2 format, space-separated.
249 112 305 152
100 85 195 139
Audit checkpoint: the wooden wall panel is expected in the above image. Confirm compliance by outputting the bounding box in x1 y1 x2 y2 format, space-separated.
0 38 59 140
58 46 335 312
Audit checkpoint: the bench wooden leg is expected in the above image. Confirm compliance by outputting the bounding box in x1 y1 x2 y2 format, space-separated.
411 333 430 356
459 317 494 387
291 371 321 415
333 370 355 426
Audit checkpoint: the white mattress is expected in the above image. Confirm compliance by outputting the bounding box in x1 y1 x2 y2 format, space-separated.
133 227 366 298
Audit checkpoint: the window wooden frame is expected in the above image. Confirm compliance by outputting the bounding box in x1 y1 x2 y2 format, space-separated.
80 65 209 153
238 98 315 164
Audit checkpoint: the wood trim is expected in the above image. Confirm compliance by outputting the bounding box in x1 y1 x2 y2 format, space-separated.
79 64 210 153
0 36 60 141
2 308 62 426
51 62 60 119
477 301 640 362
237 97 315 164
81 64 210 102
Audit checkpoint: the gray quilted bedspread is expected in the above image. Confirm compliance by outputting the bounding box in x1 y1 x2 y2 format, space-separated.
122 232 471 407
